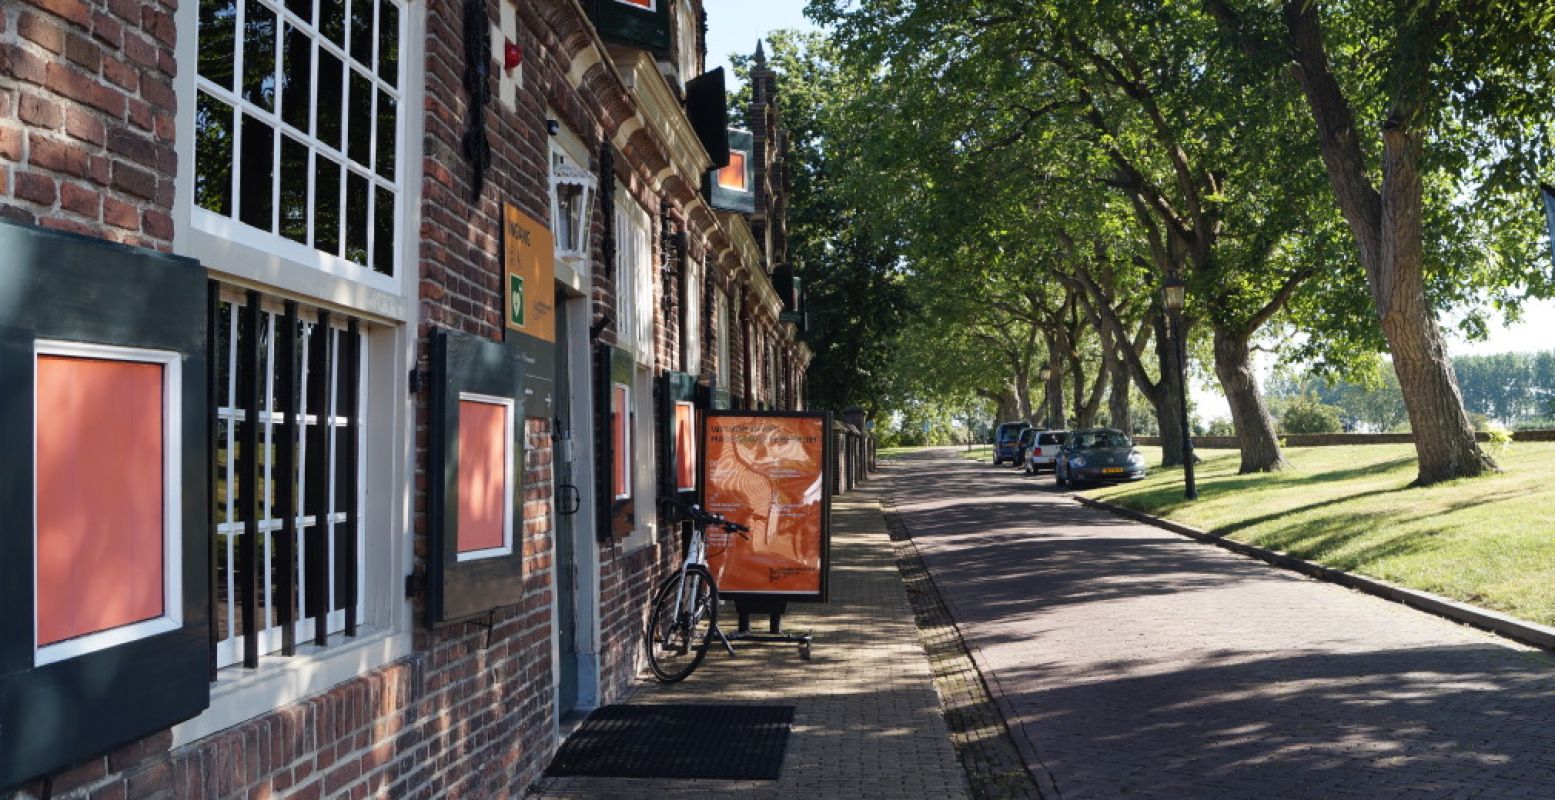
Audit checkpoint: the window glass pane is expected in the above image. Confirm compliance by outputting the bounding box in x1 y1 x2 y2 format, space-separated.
239 112 275 232
717 151 747 190
314 157 341 256
373 185 394 276
345 170 368 265
347 69 372 167
196 92 234 215
281 24 313 133
243 0 277 111
280 136 309 244
349 0 374 67
319 0 345 47
199 0 237 88
316 48 344 150
375 90 395 180
378 0 398 86
285 0 310 25
215 529 232 641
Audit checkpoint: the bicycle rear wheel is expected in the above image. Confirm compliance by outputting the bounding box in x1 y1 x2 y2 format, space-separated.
645 564 718 683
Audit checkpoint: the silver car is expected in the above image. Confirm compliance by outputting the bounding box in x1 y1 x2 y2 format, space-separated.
1024 429 1069 475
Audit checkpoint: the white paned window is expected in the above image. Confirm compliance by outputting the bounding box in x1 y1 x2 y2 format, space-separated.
212 293 363 668
674 0 697 89
614 191 653 358
683 255 701 375
715 288 730 390
194 0 405 282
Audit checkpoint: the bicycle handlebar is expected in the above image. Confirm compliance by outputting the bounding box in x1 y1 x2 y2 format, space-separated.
675 501 750 535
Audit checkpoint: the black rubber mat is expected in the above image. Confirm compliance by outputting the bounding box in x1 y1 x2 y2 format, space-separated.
543 703 795 780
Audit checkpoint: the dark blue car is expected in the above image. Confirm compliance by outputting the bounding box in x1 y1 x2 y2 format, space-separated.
992 421 1031 466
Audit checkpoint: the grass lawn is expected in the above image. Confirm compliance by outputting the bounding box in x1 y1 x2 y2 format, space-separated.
957 445 994 462
1088 442 1555 627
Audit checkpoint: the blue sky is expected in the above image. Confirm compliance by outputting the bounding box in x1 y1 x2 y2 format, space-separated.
703 1 818 87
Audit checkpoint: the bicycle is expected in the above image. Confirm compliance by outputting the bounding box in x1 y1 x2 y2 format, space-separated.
644 502 749 683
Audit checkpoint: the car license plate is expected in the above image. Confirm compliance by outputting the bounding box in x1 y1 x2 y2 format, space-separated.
1102 467 1125 474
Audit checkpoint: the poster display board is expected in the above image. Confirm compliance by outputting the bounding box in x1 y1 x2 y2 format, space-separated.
701 411 832 602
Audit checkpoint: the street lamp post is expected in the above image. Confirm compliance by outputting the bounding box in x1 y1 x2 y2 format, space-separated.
1162 275 1198 500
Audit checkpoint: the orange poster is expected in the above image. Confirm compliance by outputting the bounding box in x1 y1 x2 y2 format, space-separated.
703 413 830 599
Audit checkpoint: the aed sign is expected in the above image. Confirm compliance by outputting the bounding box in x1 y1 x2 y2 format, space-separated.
503 203 555 342
702 411 832 602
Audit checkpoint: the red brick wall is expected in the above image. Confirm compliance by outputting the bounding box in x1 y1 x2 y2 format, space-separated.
1 0 177 249
4 423 557 800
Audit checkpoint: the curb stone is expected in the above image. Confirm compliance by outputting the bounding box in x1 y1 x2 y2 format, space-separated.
1074 494 1555 652
881 494 1061 800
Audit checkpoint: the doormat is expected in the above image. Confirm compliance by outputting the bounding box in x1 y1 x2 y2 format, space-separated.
543 703 795 780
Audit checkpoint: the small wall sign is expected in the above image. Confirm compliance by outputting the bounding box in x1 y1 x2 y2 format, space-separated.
503 203 555 342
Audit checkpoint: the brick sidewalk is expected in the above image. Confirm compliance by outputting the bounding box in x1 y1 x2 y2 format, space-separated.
528 492 970 800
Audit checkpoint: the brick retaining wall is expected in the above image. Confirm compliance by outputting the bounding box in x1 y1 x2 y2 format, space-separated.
1133 430 1555 448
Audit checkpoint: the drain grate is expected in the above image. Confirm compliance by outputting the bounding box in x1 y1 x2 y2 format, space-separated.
543 704 795 780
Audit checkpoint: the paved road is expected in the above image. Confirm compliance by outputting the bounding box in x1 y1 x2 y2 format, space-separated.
887 448 1555 799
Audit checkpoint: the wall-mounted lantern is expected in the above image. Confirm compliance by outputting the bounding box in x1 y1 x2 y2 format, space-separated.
551 162 598 262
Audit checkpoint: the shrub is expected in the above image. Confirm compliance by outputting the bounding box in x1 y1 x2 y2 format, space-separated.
1279 395 1344 434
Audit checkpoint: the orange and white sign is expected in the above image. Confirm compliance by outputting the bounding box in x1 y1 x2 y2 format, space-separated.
703 414 829 598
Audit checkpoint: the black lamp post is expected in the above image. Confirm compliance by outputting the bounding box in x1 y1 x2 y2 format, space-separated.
1162 275 1198 500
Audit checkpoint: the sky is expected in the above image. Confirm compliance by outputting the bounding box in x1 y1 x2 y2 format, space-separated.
703 1 818 85
696 0 1555 419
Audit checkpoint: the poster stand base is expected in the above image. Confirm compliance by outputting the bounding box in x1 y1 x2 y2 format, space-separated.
728 599 812 660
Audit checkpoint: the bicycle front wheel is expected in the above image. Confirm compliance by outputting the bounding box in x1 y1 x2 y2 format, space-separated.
645 564 719 683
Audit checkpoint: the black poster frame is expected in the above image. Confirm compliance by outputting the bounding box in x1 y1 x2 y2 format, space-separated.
698 410 833 604
426 328 529 626
0 220 210 790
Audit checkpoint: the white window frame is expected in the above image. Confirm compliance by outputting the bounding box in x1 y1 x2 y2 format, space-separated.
622 368 658 551
170 0 421 746
614 189 653 360
674 0 697 89
188 0 408 292
210 294 369 669
454 393 516 563
176 0 421 323
33 341 183 667
684 254 701 375
715 288 730 390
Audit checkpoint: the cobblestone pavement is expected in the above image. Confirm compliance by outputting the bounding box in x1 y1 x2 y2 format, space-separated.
528 494 970 800
887 448 1555 800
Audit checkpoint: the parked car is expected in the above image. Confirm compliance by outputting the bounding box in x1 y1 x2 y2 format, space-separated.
992 421 1031 465
1014 428 1039 466
1024 429 1069 474
1055 428 1147 488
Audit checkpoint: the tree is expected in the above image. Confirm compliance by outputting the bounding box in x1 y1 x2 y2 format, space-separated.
1206 0 1555 484
729 33 915 418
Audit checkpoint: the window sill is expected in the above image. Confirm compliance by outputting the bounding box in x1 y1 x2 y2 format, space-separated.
170 628 413 747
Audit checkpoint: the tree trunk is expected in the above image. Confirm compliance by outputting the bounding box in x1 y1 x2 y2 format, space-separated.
1046 338 1066 428
1212 327 1288 473
1076 353 1107 428
1014 363 1033 424
1280 0 1494 485
1109 341 1132 434
995 387 1020 425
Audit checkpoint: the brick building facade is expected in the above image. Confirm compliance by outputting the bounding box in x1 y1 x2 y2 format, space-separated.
0 0 810 796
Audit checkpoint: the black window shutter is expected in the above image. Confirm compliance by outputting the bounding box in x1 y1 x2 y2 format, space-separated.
585 0 671 52
685 68 729 168
593 344 636 541
425 328 528 625
0 220 211 789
